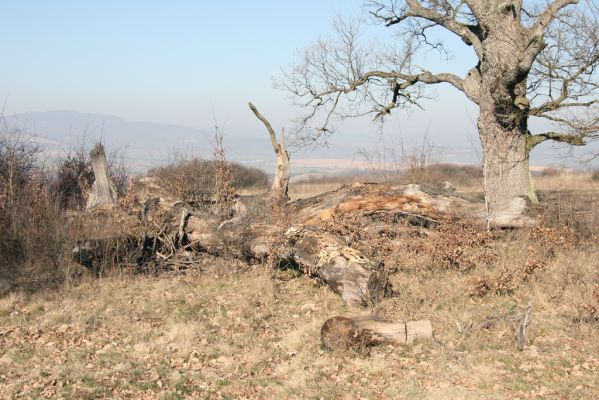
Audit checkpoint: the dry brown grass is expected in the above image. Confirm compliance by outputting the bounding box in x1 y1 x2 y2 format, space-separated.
534 171 599 192
289 164 484 201
2 158 598 399
1 241 597 399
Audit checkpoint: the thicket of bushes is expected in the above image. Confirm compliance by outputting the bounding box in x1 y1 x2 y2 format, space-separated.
0 130 132 292
0 130 68 292
0 129 270 292
149 158 269 202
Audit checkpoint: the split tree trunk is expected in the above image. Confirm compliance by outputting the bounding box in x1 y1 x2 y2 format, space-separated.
248 102 290 201
86 143 118 210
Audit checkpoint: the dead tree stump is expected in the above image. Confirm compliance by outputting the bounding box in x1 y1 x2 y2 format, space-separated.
86 143 118 210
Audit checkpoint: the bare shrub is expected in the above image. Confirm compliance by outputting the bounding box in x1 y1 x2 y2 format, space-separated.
406 163 483 187
212 126 236 216
0 129 70 291
358 132 482 187
149 157 268 203
537 190 599 241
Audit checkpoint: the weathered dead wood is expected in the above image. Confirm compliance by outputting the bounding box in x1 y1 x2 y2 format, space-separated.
189 216 387 305
321 315 433 350
177 208 191 247
248 102 290 201
86 143 118 211
291 183 535 228
73 181 536 304
285 226 387 305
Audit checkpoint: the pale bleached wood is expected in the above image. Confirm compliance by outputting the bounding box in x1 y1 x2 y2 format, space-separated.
86 143 117 211
248 102 290 201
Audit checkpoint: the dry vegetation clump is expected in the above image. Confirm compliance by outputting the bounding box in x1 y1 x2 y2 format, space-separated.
149 158 268 203
466 222 576 298
0 129 137 293
536 190 599 241
0 130 72 293
322 208 496 275
412 217 497 272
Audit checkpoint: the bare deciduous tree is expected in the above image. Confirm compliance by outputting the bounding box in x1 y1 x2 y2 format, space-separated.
280 0 598 214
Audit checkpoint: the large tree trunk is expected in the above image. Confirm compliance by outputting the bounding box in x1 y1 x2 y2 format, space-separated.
477 28 536 221
478 112 532 216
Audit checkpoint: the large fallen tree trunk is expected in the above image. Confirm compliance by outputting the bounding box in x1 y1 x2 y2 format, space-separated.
291 183 535 228
73 181 536 305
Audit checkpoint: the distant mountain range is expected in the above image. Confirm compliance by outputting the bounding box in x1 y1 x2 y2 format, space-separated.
4 110 597 173
4 110 275 171
3 110 378 174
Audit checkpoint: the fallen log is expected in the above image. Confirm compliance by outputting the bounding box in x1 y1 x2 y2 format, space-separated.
284 226 388 306
72 181 536 305
321 315 433 350
291 183 535 228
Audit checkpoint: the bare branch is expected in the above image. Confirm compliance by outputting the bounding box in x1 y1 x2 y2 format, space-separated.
368 0 484 57
527 130 586 149
248 102 278 151
533 0 579 33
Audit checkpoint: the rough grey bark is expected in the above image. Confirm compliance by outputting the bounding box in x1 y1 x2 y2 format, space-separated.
248 102 290 201
281 0 598 213
86 143 118 210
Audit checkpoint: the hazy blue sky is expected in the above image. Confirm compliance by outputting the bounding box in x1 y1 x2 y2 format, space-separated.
0 1 593 165
1 1 369 126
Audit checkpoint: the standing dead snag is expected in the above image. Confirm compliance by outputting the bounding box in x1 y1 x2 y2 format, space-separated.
86 143 118 210
248 102 290 201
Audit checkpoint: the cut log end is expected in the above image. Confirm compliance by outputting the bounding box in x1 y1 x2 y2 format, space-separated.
321 316 433 351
